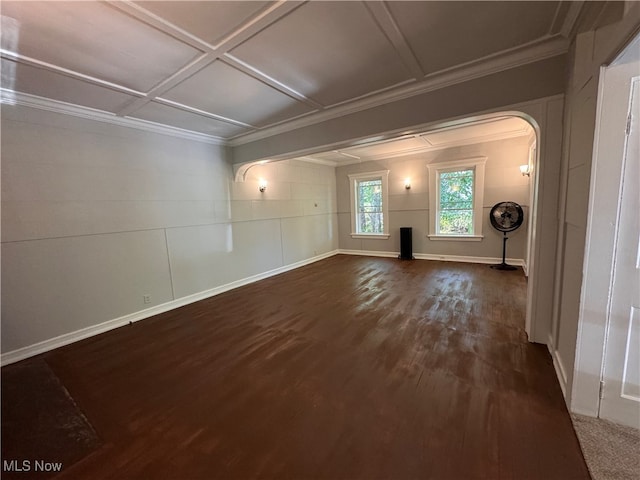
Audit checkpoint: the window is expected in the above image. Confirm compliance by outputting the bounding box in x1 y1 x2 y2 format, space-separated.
348 170 390 238
427 157 486 241
438 169 474 234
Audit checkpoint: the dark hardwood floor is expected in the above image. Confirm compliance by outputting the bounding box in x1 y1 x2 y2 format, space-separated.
2 255 590 479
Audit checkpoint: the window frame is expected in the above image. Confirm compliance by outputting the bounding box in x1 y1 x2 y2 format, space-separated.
427 157 486 241
348 170 390 239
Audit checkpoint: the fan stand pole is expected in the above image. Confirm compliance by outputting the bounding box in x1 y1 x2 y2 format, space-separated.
491 231 517 271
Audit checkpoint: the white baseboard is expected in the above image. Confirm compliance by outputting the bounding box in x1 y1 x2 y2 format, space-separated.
548 333 568 399
1 249 339 366
337 249 399 258
337 249 525 267
1 248 526 366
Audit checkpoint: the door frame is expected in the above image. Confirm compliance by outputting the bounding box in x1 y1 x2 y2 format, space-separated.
570 35 640 418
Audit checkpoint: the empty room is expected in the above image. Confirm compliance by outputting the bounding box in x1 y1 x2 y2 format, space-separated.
1 1 639 479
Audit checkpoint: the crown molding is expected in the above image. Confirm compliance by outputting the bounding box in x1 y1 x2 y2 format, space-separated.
1 30 568 152
0 90 225 145
0 49 145 97
228 35 568 147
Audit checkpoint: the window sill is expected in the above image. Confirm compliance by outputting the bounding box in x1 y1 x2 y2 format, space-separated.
428 234 484 242
351 233 391 240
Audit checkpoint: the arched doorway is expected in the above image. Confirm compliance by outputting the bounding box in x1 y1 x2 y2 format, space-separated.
237 109 549 343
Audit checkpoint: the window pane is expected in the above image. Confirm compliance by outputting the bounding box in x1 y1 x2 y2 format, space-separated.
357 179 383 233
438 169 474 235
439 209 473 234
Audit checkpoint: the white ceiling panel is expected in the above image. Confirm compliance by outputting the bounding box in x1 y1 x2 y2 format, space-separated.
1 59 137 113
343 137 428 159
388 1 561 74
129 102 251 138
0 1 201 92
134 1 271 47
422 117 531 146
161 61 315 127
306 151 358 163
304 117 534 165
230 1 412 106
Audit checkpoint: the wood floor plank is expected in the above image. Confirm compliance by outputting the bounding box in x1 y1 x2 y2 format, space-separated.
2 255 590 479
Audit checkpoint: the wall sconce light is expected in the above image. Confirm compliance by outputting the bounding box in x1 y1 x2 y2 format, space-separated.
259 179 267 192
404 178 411 190
520 165 531 177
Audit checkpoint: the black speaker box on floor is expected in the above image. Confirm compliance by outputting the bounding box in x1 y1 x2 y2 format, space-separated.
398 227 414 260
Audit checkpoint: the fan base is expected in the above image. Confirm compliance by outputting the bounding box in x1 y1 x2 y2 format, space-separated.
490 263 518 271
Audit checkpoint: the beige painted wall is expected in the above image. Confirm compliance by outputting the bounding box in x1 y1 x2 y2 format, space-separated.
1 105 337 356
335 136 531 261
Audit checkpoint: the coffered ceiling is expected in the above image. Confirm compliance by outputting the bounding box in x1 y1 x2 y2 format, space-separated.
0 1 580 146
299 116 534 166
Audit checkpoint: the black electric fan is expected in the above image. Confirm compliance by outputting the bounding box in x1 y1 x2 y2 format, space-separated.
489 201 524 271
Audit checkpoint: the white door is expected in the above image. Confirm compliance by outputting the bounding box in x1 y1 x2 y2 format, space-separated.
600 78 640 428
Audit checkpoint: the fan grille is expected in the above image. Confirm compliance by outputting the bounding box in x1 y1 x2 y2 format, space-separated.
489 202 524 232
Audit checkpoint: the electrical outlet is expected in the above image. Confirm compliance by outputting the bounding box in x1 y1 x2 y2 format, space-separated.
143 295 151 304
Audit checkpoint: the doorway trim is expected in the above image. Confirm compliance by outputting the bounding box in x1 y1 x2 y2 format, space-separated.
410 111 542 342
571 39 640 418
234 95 565 349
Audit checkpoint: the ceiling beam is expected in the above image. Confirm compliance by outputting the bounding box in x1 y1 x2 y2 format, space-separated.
228 35 568 147
1 90 225 145
114 53 216 118
223 54 324 109
155 98 255 129
213 1 305 52
560 1 586 38
364 1 425 80
108 0 319 119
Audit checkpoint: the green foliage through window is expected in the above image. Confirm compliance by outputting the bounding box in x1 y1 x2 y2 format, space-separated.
357 179 383 233
438 169 474 235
